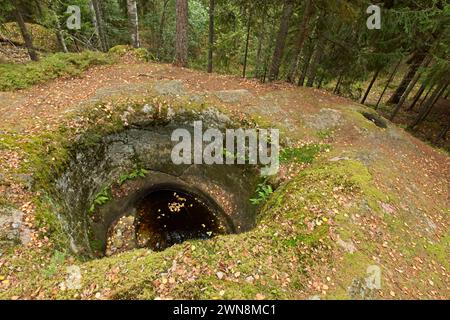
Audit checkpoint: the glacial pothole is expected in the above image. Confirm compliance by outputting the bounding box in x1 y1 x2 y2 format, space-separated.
51 108 261 258
135 188 229 250
105 185 232 255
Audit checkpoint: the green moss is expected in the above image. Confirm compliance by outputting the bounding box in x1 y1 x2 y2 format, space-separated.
284 224 329 247
316 129 334 140
342 108 384 132
0 51 114 91
426 236 450 269
280 144 329 164
43 251 66 278
34 196 70 250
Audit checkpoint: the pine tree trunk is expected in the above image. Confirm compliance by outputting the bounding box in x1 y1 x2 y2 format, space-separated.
391 55 432 120
306 35 324 87
334 73 343 94
419 85 433 107
207 0 215 73
12 1 38 61
361 68 381 104
387 51 426 105
286 0 313 83
268 0 294 82
298 41 313 86
408 84 426 111
89 0 100 47
91 0 108 52
376 59 401 108
53 11 68 53
127 0 140 48
254 13 265 79
317 74 324 89
435 121 450 142
174 0 189 67
242 8 252 78
409 81 448 129
157 0 170 59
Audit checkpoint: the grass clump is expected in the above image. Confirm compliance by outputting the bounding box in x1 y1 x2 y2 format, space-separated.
0 51 114 91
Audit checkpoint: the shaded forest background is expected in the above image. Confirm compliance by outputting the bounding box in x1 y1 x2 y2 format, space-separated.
0 0 449 150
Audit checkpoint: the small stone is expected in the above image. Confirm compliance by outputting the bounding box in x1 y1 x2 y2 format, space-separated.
142 104 153 114
216 272 224 280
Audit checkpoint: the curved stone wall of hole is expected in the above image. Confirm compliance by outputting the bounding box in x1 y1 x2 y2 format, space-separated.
53 110 260 257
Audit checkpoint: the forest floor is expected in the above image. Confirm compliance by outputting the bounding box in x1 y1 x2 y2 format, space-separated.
0 55 448 300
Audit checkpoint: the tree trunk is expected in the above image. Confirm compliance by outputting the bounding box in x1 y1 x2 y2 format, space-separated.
419 85 433 107
408 83 426 111
157 0 170 59
254 13 265 79
286 0 313 83
375 59 401 108
435 121 450 142
387 51 426 105
268 0 294 82
306 35 324 87
53 11 68 53
361 68 381 104
89 0 100 47
174 0 189 67
317 74 324 89
91 0 108 52
334 73 344 94
409 81 449 129
13 1 38 61
242 8 252 78
207 0 215 73
390 55 432 120
127 0 140 48
298 41 313 86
